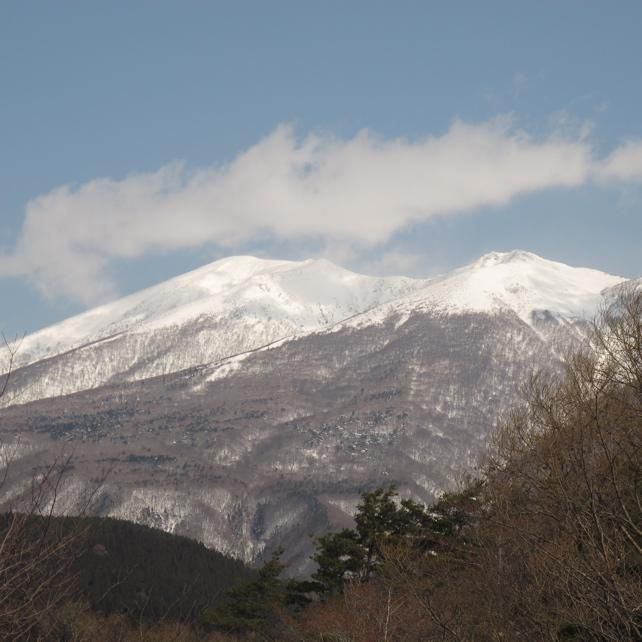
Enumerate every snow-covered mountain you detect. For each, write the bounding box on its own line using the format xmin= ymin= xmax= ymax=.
xmin=17 ymin=256 xmax=426 ymax=366
xmin=2 ymin=250 xmax=624 ymax=407
xmin=4 ymin=256 xmax=425 ymax=406
xmin=0 ymin=250 xmax=632 ymax=571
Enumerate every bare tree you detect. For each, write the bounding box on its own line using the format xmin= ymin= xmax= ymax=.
xmin=482 ymin=286 xmax=642 ymax=641
xmin=0 ymin=338 xmax=91 ymax=641
xmin=0 ymin=332 xmax=22 ymax=402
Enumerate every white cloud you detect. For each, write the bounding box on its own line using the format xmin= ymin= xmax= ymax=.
xmin=2 ymin=117 xmax=638 ymax=306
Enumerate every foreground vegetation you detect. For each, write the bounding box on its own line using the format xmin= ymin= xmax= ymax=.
xmin=1 ymin=289 xmax=640 ymax=640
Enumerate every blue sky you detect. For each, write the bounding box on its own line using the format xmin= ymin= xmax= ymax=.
xmin=1 ymin=1 xmax=642 ymax=336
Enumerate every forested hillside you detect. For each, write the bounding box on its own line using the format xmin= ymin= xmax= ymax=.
xmin=67 ymin=516 xmax=254 ymax=620
xmin=0 ymin=512 xmax=254 ymax=639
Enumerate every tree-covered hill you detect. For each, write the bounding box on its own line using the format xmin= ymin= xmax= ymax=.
xmin=0 ymin=512 xmax=255 ymax=629
xmin=69 ymin=516 xmax=255 ymax=621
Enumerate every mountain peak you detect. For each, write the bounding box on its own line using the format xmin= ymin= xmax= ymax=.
xmin=13 ymin=254 xmax=425 ymax=376
xmin=473 ymin=249 xmax=544 ymax=268
xmin=415 ymin=250 xmax=626 ymax=326
xmin=175 ymin=255 xmax=297 ymax=286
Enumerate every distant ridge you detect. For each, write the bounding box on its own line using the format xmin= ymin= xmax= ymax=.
xmin=2 ymin=251 xmax=625 ymax=407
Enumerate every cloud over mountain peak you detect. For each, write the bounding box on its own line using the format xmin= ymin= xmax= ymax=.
xmin=1 ymin=119 xmax=641 ymax=307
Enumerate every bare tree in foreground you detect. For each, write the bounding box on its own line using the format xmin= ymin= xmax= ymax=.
xmin=0 ymin=332 xmax=21 ymax=401
xmin=0 ymin=461 xmax=87 ymax=639
xmin=481 ymin=285 xmax=642 ymax=641
xmin=0 ymin=337 xmax=90 ymax=641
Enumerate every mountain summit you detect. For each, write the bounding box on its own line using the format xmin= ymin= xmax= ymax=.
xmin=403 ymin=249 xmax=623 ymax=326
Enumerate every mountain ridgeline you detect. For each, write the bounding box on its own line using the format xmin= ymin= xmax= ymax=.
xmin=0 ymin=251 xmax=633 ymax=573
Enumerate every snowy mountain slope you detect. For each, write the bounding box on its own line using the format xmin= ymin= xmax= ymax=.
xmin=1 ymin=251 xmax=626 ymax=408
xmin=2 ymin=257 xmax=427 ymax=406
xmin=0 ymin=295 xmax=573 ymax=566
xmin=16 ymin=256 xmax=427 ymax=367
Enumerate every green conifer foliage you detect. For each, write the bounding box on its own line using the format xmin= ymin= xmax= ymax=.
xmin=308 ymin=485 xmax=469 ymax=597
xmin=202 ymin=549 xmax=288 ymax=638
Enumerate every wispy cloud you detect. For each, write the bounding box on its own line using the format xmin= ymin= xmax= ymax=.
xmin=1 ymin=117 xmax=639 ymax=306
xmin=596 ymin=140 xmax=642 ymax=182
